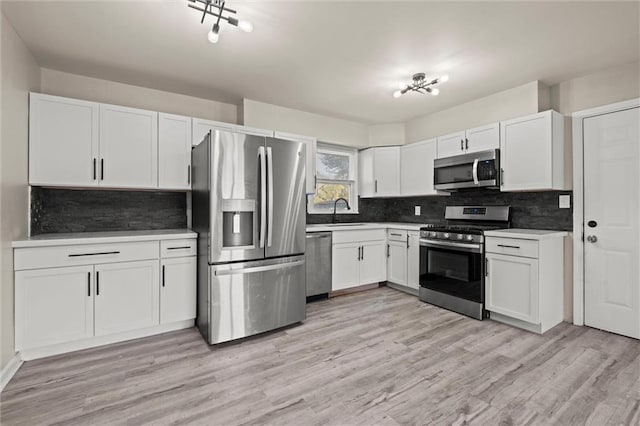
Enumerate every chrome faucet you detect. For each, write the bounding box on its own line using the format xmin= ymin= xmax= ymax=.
xmin=332 ymin=197 xmax=351 ymax=223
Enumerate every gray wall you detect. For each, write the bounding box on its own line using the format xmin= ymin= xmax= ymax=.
xmin=31 ymin=188 xmax=187 ymax=235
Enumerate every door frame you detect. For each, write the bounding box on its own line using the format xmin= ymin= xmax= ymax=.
xmin=571 ymin=98 xmax=640 ymax=326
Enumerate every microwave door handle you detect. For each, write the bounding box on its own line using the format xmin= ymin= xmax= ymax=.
xmin=266 ymin=146 xmax=274 ymax=248
xmin=259 ymin=146 xmax=266 ymax=248
xmin=472 ymin=159 xmax=479 ymax=185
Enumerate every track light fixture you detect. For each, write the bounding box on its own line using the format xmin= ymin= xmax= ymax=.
xmin=393 ymin=73 xmax=449 ymax=98
xmin=187 ymin=0 xmax=253 ymax=44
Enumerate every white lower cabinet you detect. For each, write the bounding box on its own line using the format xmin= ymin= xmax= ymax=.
xmin=331 ymin=230 xmax=386 ymax=291
xmin=485 ymin=233 xmax=565 ymax=334
xmin=15 ymin=265 xmax=94 ymax=351
xmin=13 ymin=234 xmax=197 ymax=359
xmin=161 ymin=256 xmax=197 ymax=323
xmin=485 ymin=253 xmax=539 ymax=324
xmin=94 ymin=260 xmax=160 ymax=336
xmin=386 ymin=229 xmax=420 ymax=292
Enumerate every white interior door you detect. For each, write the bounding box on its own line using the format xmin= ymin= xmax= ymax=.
xmin=584 ymin=107 xmax=640 ymax=339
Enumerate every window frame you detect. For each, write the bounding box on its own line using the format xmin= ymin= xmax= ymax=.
xmin=307 ymin=143 xmax=359 ymax=215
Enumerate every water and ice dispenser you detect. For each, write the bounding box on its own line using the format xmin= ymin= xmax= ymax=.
xmin=221 ymin=199 xmax=255 ymax=248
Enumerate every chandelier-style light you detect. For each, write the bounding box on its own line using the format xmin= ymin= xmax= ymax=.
xmin=393 ymin=73 xmax=449 ymax=98
xmin=187 ymin=0 xmax=253 ymax=43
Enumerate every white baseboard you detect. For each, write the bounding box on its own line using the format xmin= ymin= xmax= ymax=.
xmin=0 ymin=353 xmax=24 ymax=392
xmin=19 ymin=320 xmax=195 ymax=361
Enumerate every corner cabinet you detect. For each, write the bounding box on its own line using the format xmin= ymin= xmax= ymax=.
xmin=275 ymin=131 xmax=317 ymax=194
xmin=485 ymin=232 xmax=566 ymax=334
xmin=331 ymin=229 xmax=386 ymax=291
xmin=29 ymin=93 xmax=100 ymax=187
xmin=500 ymin=110 xmax=565 ymax=191
xmin=359 ymin=146 xmax=400 ymax=197
xmin=400 ymin=138 xmax=442 ymax=196
xmin=13 ymin=233 xmax=197 ymax=360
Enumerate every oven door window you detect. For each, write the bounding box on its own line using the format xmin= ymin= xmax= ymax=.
xmin=420 ymin=245 xmax=483 ymax=302
xmin=434 ymin=163 xmax=473 ymax=185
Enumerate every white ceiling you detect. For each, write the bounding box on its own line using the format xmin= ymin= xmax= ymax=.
xmin=3 ymin=1 xmax=639 ymax=124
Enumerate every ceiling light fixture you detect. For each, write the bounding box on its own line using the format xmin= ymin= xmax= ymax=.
xmin=393 ymin=73 xmax=449 ymax=98
xmin=187 ymin=0 xmax=253 ymax=44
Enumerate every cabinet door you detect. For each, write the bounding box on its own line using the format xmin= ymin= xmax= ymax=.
xmin=500 ymin=111 xmax=554 ymax=191
xmin=401 ymin=139 xmax=438 ymax=196
xmin=436 ymin=131 xmax=466 ymax=158
xmin=465 ymin=123 xmax=499 ymax=154
xmin=387 ymin=240 xmax=407 ymax=286
xmin=359 ymin=241 xmax=387 ymax=285
xmin=275 ymin=131 xmax=317 ymax=194
xmin=237 ymin=125 xmax=273 ymax=137
xmin=358 ymin=148 xmax=375 ymax=197
xmin=94 ymin=260 xmax=159 ymax=336
xmin=29 ymin=93 xmax=99 ymax=187
xmin=485 ymin=253 xmax=539 ymax=323
xmin=15 ymin=265 xmax=94 ymax=350
xmin=99 ymin=104 xmax=158 ymax=188
xmin=161 ymin=257 xmax=196 ymax=324
xmin=332 ymin=243 xmax=360 ymax=291
xmin=191 ymin=118 xmax=236 ymax=146
xmin=373 ymin=147 xmax=400 ymax=196
xmin=407 ymin=232 xmax=420 ymax=290
xmin=158 ymin=113 xmax=192 ymax=190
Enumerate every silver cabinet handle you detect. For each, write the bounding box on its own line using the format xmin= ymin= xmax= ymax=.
xmin=87 ymin=272 xmax=91 ymax=297
xmin=387 ymin=244 xmax=390 ymax=258
xmin=497 ymin=244 xmax=520 ymax=249
xmin=374 ymin=180 xmax=378 ymax=193
xmin=390 ymin=233 xmax=402 ymax=237
xmin=100 ymin=159 xmax=104 ymax=181
xmin=187 ymin=165 xmax=191 ymax=185
xmin=162 ymin=265 xmax=166 ymax=287
xmin=93 ymin=158 xmax=97 ymax=180
xmin=167 ymin=246 xmax=191 ymax=250
xmin=96 ymin=271 xmax=100 ymax=296
xmin=460 ymin=139 xmax=464 ymax=151
xmin=465 ymin=138 xmax=469 ymax=150
xmin=406 ymin=235 xmax=410 ymax=249
xmin=586 ymin=235 xmax=598 ymax=243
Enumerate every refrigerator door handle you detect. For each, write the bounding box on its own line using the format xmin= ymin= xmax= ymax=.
xmin=266 ymin=146 xmax=274 ymax=248
xmin=215 ymin=259 xmax=305 ymax=276
xmin=258 ymin=146 xmax=267 ymax=248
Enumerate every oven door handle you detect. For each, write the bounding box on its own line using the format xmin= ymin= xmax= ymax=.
xmin=472 ymin=159 xmax=479 ymax=185
xmin=419 ymin=239 xmax=482 ymax=253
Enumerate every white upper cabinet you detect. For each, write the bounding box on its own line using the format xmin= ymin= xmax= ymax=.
xmin=400 ymin=138 xmax=439 ymax=196
xmin=359 ymin=146 xmax=400 ymax=197
xmin=436 ymin=123 xmax=500 ymax=158
xmin=99 ymin=104 xmax=158 ymax=189
xmin=275 ymin=131 xmax=317 ymax=194
xmin=191 ymin=118 xmax=236 ymax=146
xmin=158 ymin=113 xmax=192 ymax=190
xmin=29 ymin=93 xmax=100 ymax=187
xmin=237 ymin=125 xmax=273 ymax=137
xmin=436 ymin=131 xmax=466 ymax=158
xmin=500 ymin=110 xmax=565 ymax=191
xmin=465 ymin=123 xmax=500 ymax=154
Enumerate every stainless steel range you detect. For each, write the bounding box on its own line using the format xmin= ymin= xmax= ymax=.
xmin=418 ymin=206 xmax=510 ymax=320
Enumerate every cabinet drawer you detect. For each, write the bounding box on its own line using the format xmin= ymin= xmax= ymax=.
xmin=160 ymin=239 xmax=197 ymax=258
xmin=14 ymin=241 xmax=159 ymax=271
xmin=387 ymin=229 xmax=407 ymax=242
xmin=332 ymin=229 xmax=386 ymax=244
xmin=486 ymin=237 xmax=538 ymax=259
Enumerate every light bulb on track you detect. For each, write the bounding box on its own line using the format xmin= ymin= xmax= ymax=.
xmin=430 ymin=88 xmax=440 ymax=96
xmin=208 ymin=23 xmax=220 ymax=43
xmin=393 ymin=90 xmax=403 ymax=98
xmin=238 ymin=20 xmax=253 ymax=32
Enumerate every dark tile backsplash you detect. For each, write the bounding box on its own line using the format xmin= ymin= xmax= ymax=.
xmin=31 ymin=187 xmax=187 ymax=235
xmin=307 ymin=190 xmax=573 ymax=231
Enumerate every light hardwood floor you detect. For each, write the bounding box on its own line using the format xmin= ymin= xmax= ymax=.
xmin=1 ymin=287 xmax=639 ymax=425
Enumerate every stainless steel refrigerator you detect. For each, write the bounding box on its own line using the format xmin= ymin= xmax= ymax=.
xmin=192 ymin=130 xmax=307 ymax=344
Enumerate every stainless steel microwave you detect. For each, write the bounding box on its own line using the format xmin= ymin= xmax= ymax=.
xmin=433 ymin=149 xmax=500 ymax=191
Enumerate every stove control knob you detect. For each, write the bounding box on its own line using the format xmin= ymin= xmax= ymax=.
xmin=443 ymin=233 xmax=450 ymax=239
xmin=430 ymin=231 xmax=437 ymax=238
xmin=466 ymin=235 xmax=474 ymax=241
xmin=457 ymin=234 xmax=464 ymax=240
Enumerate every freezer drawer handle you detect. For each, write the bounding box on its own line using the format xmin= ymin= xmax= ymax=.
xmin=215 ymin=260 xmax=305 ymax=276
xmin=68 ymin=251 xmax=120 ymax=257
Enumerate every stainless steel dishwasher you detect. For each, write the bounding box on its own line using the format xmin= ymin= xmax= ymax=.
xmin=305 ymin=231 xmax=332 ymax=300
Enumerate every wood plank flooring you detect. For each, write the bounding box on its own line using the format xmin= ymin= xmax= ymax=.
xmin=1 ymin=287 xmax=639 ymax=425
